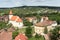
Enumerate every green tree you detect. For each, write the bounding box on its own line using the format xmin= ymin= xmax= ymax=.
xmin=35 ymin=33 xmax=40 ymax=40
xmin=35 ymin=33 xmax=45 ymax=40
xmin=25 ymin=26 xmax=32 ymax=38
xmin=50 ymin=26 xmax=60 ymax=40
xmin=0 ymin=22 xmax=7 ymax=30
xmin=12 ymin=29 xmax=19 ymax=39
xmin=23 ymin=20 xmax=33 ymax=26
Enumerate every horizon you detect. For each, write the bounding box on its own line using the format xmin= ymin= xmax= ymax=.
xmin=0 ymin=0 xmax=60 ymax=8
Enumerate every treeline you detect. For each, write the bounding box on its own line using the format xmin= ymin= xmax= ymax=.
xmin=0 ymin=6 xmax=59 ymax=15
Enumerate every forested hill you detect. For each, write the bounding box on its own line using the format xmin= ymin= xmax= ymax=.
xmin=1 ymin=6 xmax=60 ymax=10
xmin=0 ymin=6 xmax=60 ymax=15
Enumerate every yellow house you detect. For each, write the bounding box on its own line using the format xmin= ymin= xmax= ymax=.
xmin=34 ymin=16 xmax=57 ymax=35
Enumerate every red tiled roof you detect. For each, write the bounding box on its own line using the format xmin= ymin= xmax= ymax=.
xmin=10 ymin=16 xmax=17 ymax=21
xmin=10 ymin=16 xmax=23 ymax=22
xmin=15 ymin=33 xmax=28 ymax=40
xmin=16 ymin=17 xmax=22 ymax=22
xmin=0 ymin=30 xmax=12 ymax=40
xmin=35 ymin=20 xmax=54 ymax=27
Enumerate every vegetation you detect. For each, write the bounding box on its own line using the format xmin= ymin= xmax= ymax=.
xmin=35 ymin=33 xmax=41 ymax=40
xmin=28 ymin=34 xmax=45 ymax=40
xmin=0 ymin=6 xmax=60 ymax=24
xmin=44 ymin=27 xmax=48 ymax=34
xmin=23 ymin=20 xmax=33 ymax=26
xmin=50 ymin=26 xmax=60 ymax=40
xmin=25 ymin=26 xmax=32 ymax=38
xmin=12 ymin=29 xmax=19 ymax=39
xmin=0 ymin=22 xmax=11 ymax=30
xmin=0 ymin=6 xmax=60 ymax=40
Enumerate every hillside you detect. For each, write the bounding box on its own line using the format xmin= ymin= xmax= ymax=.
xmin=0 ymin=6 xmax=60 ymax=15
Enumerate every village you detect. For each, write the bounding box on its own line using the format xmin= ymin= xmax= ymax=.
xmin=0 ymin=10 xmax=60 ymax=40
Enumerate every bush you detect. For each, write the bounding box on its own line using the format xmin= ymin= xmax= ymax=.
xmin=44 ymin=27 xmax=48 ymax=34
xmin=12 ymin=29 xmax=19 ymax=39
xmin=0 ymin=22 xmax=12 ymax=30
xmin=35 ymin=33 xmax=40 ymax=40
xmin=50 ymin=26 xmax=60 ymax=40
xmin=23 ymin=20 xmax=33 ymax=26
xmin=35 ymin=33 xmax=45 ymax=40
xmin=25 ymin=26 xmax=32 ymax=38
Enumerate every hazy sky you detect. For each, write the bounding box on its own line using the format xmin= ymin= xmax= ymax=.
xmin=0 ymin=0 xmax=60 ymax=8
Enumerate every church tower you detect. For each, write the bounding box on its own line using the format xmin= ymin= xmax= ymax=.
xmin=9 ymin=10 xmax=13 ymax=20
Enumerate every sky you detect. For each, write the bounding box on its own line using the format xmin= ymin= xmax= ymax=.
xmin=0 ymin=0 xmax=60 ymax=8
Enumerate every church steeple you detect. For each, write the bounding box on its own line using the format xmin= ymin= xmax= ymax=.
xmin=9 ymin=10 xmax=13 ymax=15
xmin=9 ymin=10 xmax=13 ymax=20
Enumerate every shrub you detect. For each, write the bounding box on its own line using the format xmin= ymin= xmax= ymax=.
xmin=35 ymin=33 xmax=45 ymax=40
xmin=23 ymin=20 xmax=33 ymax=26
xmin=50 ymin=26 xmax=60 ymax=40
xmin=25 ymin=26 xmax=32 ymax=38
xmin=44 ymin=27 xmax=48 ymax=34
xmin=12 ymin=29 xmax=19 ymax=39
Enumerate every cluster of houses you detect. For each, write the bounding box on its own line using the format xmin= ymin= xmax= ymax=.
xmin=34 ymin=16 xmax=57 ymax=35
xmin=9 ymin=10 xmax=57 ymax=34
xmin=0 ymin=10 xmax=58 ymax=40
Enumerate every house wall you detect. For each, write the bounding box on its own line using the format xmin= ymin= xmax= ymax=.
xmin=47 ymin=23 xmax=57 ymax=31
xmin=9 ymin=21 xmax=23 ymax=28
xmin=29 ymin=19 xmax=33 ymax=22
xmin=33 ymin=19 xmax=37 ymax=24
xmin=34 ymin=26 xmax=45 ymax=35
xmin=9 ymin=15 xmax=13 ymax=20
xmin=34 ymin=24 xmax=57 ymax=35
xmin=47 ymin=26 xmax=54 ymax=32
xmin=17 ymin=22 xmax=23 ymax=28
xmin=51 ymin=23 xmax=57 ymax=26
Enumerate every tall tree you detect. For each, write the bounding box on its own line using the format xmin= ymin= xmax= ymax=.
xmin=25 ymin=26 xmax=32 ymax=38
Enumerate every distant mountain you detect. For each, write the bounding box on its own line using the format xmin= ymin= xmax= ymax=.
xmin=0 ymin=6 xmax=60 ymax=10
xmin=13 ymin=6 xmax=60 ymax=11
xmin=0 ymin=6 xmax=60 ymax=15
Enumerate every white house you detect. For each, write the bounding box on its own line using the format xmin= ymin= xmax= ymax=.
xmin=9 ymin=10 xmax=23 ymax=28
xmin=34 ymin=16 xmax=57 ymax=35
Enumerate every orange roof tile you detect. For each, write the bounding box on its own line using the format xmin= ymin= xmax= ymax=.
xmin=16 ymin=18 xmax=22 ymax=22
xmin=15 ymin=33 xmax=28 ymax=40
xmin=10 ymin=16 xmax=23 ymax=22
xmin=10 ymin=16 xmax=18 ymax=21
xmin=35 ymin=20 xmax=54 ymax=27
